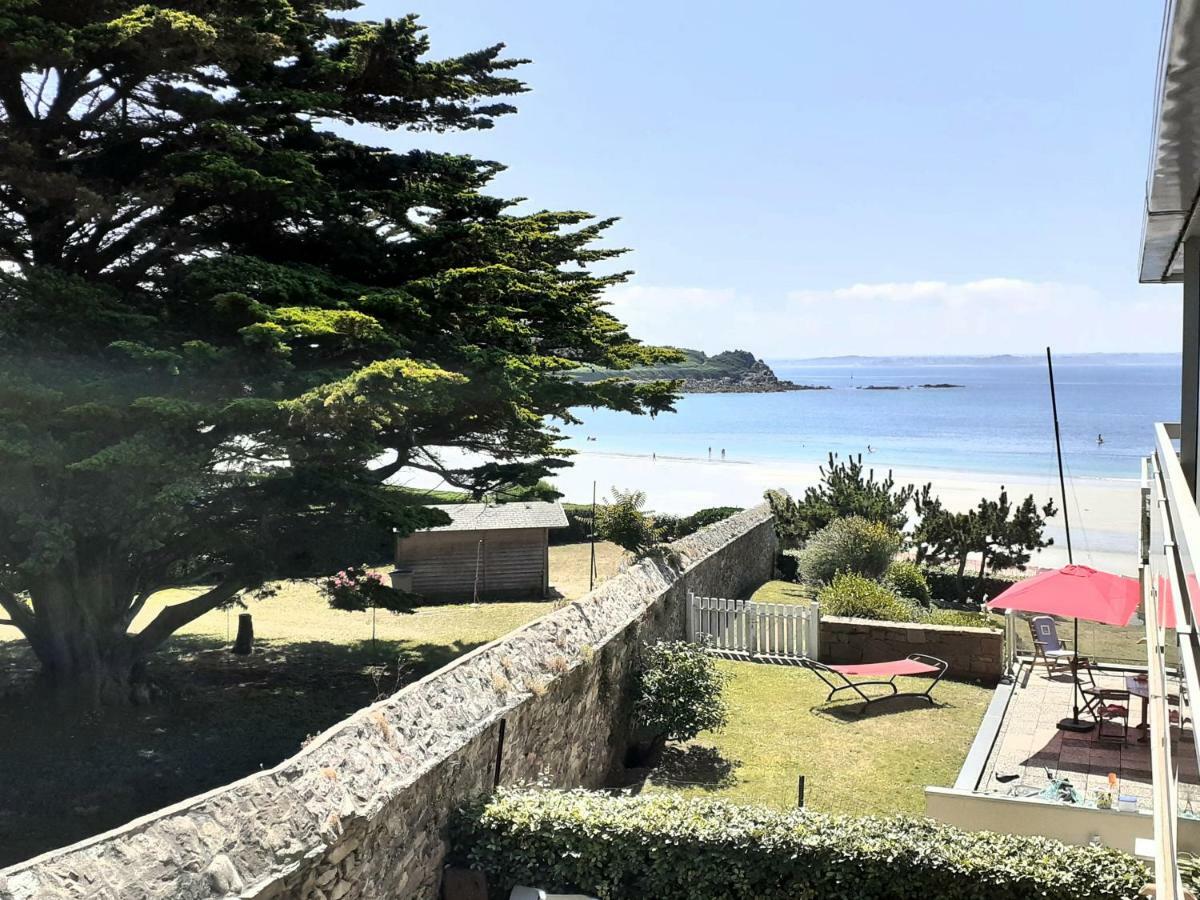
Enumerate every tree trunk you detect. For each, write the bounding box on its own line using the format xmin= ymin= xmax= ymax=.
xmin=232 ymin=613 xmax=254 ymax=655
xmin=954 ymin=553 xmax=969 ymax=597
xmin=31 ymin=624 xmax=141 ymax=706
xmin=977 ymin=551 xmax=990 ymax=591
xmin=13 ymin=569 xmax=244 ymax=706
xmin=24 ymin=576 xmax=143 ymax=706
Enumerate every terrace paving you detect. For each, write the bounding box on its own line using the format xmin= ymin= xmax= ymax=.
xmin=979 ymin=662 xmax=1200 ymax=812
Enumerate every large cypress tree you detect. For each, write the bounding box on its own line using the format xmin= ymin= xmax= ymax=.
xmin=0 ymin=2 xmax=677 ymax=703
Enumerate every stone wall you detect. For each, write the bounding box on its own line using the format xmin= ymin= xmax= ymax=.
xmin=819 ymin=616 xmax=1003 ymax=684
xmin=0 ymin=506 xmax=777 ymax=900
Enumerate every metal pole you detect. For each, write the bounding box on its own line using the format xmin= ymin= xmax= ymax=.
xmin=1048 ymin=347 xmax=1091 ymax=733
xmin=1046 ymin=347 xmax=1073 ymax=566
xmin=797 ymin=774 xmax=805 ymax=808
xmin=589 ymin=480 xmax=597 ymax=591
xmin=493 ymin=719 xmax=507 ymax=790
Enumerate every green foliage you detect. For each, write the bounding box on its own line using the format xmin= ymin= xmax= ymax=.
xmin=0 ymin=4 xmax=681 ymax=699
xmin=453 ymin=789 xmax=1149 ymax=900
xmin=795 ymin=516 xmax=901 ymax=585
xmin=634 ymin=641 xmax=729 ymax=743
xmin=924 ymin=609 xmax=1000 ymax=630
xmin=817 ymin=573 xmax=914 ymax=622
xmin=491 ymin=480 xmax=563 ymax=503
xmin=320 ymin=565 xmax=414 ymax=614
xmin=923 ymin=564 xmax=1022 ymax=604
xmin=573 ymin=347 xmax=757 ymax=382
xmin=550 ymin=504 xmax=595 ymax=545
xmin=655 ymin=506 xmax=742 ymax=541
xmin=885 ymin=559 xmax=932 ymax=607
xmin=766 ymin=453 xmax=927 ymax=547
xmin=914 ymin=489 xmax=1056 ymax=596
xmin=595 ymin=488 xmax=662 ymax=557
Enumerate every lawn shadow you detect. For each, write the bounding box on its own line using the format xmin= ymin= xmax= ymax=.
xmin=813 ymin=694 xmax=949 ymax=723
xmin=0 ymin=632 xmax=489 ymax=867
xmin=652 ymin=744 xmax=740 ymax=791
xmin=614 ymin=743 xmax=741 ymax=794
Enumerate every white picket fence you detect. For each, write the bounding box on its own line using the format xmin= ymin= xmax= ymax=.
xmin=686 ymin=592 xmax=819 ymax=660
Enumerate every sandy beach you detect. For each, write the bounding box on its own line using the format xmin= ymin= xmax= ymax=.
xmin=548 ymin=450 xmax=1143 ymax=575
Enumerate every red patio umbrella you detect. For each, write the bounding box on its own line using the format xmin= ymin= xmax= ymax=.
xmin=986 ymin=564 xmax=1141 ymax=731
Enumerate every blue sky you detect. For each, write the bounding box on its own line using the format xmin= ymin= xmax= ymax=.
xmin=356 ymin=1 xmax=1173 ymax=356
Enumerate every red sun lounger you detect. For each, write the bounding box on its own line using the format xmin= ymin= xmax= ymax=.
xmin=802 ymin=654 xmax=948 ymax=707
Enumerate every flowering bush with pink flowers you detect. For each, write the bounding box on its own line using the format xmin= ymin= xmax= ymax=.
xmin=321 ymin=565 xmax=413 ymax=613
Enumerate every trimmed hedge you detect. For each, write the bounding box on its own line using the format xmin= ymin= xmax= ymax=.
xmin=923 ymin=564 xmax=1023 ymax=603
xmin=454 ymin=790 xmax=1148 ymax=900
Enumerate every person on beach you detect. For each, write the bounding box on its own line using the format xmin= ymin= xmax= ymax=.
xmin=721 ymin=448 xmax=726 ymax=460
xmin=708 ymin=446 xmax=712 ymax=460
xmin=1097 ymin=433 xmax=1104 ymax=445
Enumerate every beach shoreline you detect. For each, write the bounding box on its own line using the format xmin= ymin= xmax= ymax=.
xmin=549 ymin=449 xmax=1143 ymax=574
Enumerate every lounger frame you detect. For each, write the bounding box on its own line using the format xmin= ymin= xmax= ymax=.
xmin=802 ymin=653 xmax=948 ymax=707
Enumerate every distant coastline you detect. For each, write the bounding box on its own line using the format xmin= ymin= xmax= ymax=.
xmin=770 ymin=352 xmax=1180 ymax=367
xmin=573 ymin=348 xmax=831 ymax=394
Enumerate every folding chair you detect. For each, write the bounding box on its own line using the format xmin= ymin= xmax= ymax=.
xmin=1028 ymin=615 xmax=1076 ymax=675
xmin=801 ymin=654 xmax=948 ymax=707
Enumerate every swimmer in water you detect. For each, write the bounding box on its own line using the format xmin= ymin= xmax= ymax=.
xmin=1097 ymin=433 xmax=1104 ymax=445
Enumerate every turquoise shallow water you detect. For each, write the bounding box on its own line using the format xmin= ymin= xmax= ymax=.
xmin=560 ymin=356 xmax=1181 ymax=481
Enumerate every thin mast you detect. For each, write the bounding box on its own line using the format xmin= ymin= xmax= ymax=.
xmin=1046 ymin=347 xmax=1073 ymax=564
xmin=1048 ymin=346 xmax=1089 ymax=732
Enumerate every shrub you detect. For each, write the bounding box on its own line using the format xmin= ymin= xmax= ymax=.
xmin=923 ymin=564 xmax=1022 ymax=603
xmin=885 ymin=559 xmax=931 ymax=606
xmin=925 ymin=609 xmax=1002 ymax=630
xmin=795 ymin=516 xmax=901 ymax=585
xmin=453 ymin=789 xmax=1148 ymax=900
xmin=595 ymin=487 xmax=662 ymax=556
xmin=320 ymin=565 xmax=414 ymax=613
xmin=550 ymin=504 xmax=594 ymax=545
xmin=633 ymin=641 xmax=728 ymax=744
xmin=817 ymin=572 xmax=914 ymax=622
xmin=671 ymin=506 xmax=742 ymax=539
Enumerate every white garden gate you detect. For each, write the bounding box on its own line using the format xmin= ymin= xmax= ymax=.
xmin=686 ymin=592 xmax=819 ymax=660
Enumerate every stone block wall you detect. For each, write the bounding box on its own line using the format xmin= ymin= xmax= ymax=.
xmin=819 ymin=616 xmax=1003 ymax=684
xmin=0 ymin=506 xmax=777 ymax=900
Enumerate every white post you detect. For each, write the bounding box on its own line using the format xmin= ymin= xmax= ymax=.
xmin=807 ymin=601 xmax=820 ymax=659
xmin=1004 ymin=608 xmax=1016 ymax=677
xmin=686 ymin=591 xmax=696 ymax=643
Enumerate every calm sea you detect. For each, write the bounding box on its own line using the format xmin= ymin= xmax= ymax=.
xmin=560 ymin=355 xmax=1181 ymax=481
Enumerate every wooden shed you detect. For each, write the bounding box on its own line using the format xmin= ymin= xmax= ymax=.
xmin=392 ymin=502 xmax=569 ymax=602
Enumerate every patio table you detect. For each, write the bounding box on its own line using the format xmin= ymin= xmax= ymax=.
xmin=1123 ymin=674 xmax=1181 ymax=741
xmin=1125 ymin=674 xmax=1150 ymax=741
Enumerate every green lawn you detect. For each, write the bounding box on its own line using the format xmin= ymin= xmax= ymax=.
xmin=0 ymin=542 xmax=625 ymax=867
xmin=750 ymin=580 xmax=813 ymax=605
xmin=643 ymin=658 xmax=992 ymax=817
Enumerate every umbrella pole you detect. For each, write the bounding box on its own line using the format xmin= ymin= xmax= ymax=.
xmin=1048 ymin=347 xmax=1093 ymax=733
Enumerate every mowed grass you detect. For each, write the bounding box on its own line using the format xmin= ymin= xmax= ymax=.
xmin=643 ymin=658 xmax=992 ymax=817
xmin=750 ymin=580 xmax=814 ymax=605
xmin=0 ymin=542 xmax=625 ymax=866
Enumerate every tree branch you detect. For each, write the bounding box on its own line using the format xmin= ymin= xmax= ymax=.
xmin=0 ymin=585 xmax=37 ymax=638
xmin=133 ymin=578 xmax=244 ymax=654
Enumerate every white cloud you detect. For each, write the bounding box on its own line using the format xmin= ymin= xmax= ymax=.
xmin=604 ymin=278 xmax=1178 ymax=356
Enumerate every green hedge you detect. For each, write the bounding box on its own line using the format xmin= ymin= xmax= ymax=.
xmin=454 ymin=790 xmax=1148 ymax=900
xmin=923 ymin=564 xmax=1023 ymax=603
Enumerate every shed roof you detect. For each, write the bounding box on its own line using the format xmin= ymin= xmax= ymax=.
xmin=415 ymin=501 xmax=569 ymax=533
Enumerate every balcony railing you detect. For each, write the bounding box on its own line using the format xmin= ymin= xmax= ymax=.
xmin=1144 ymin=422 xmax=1200 ymax=898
